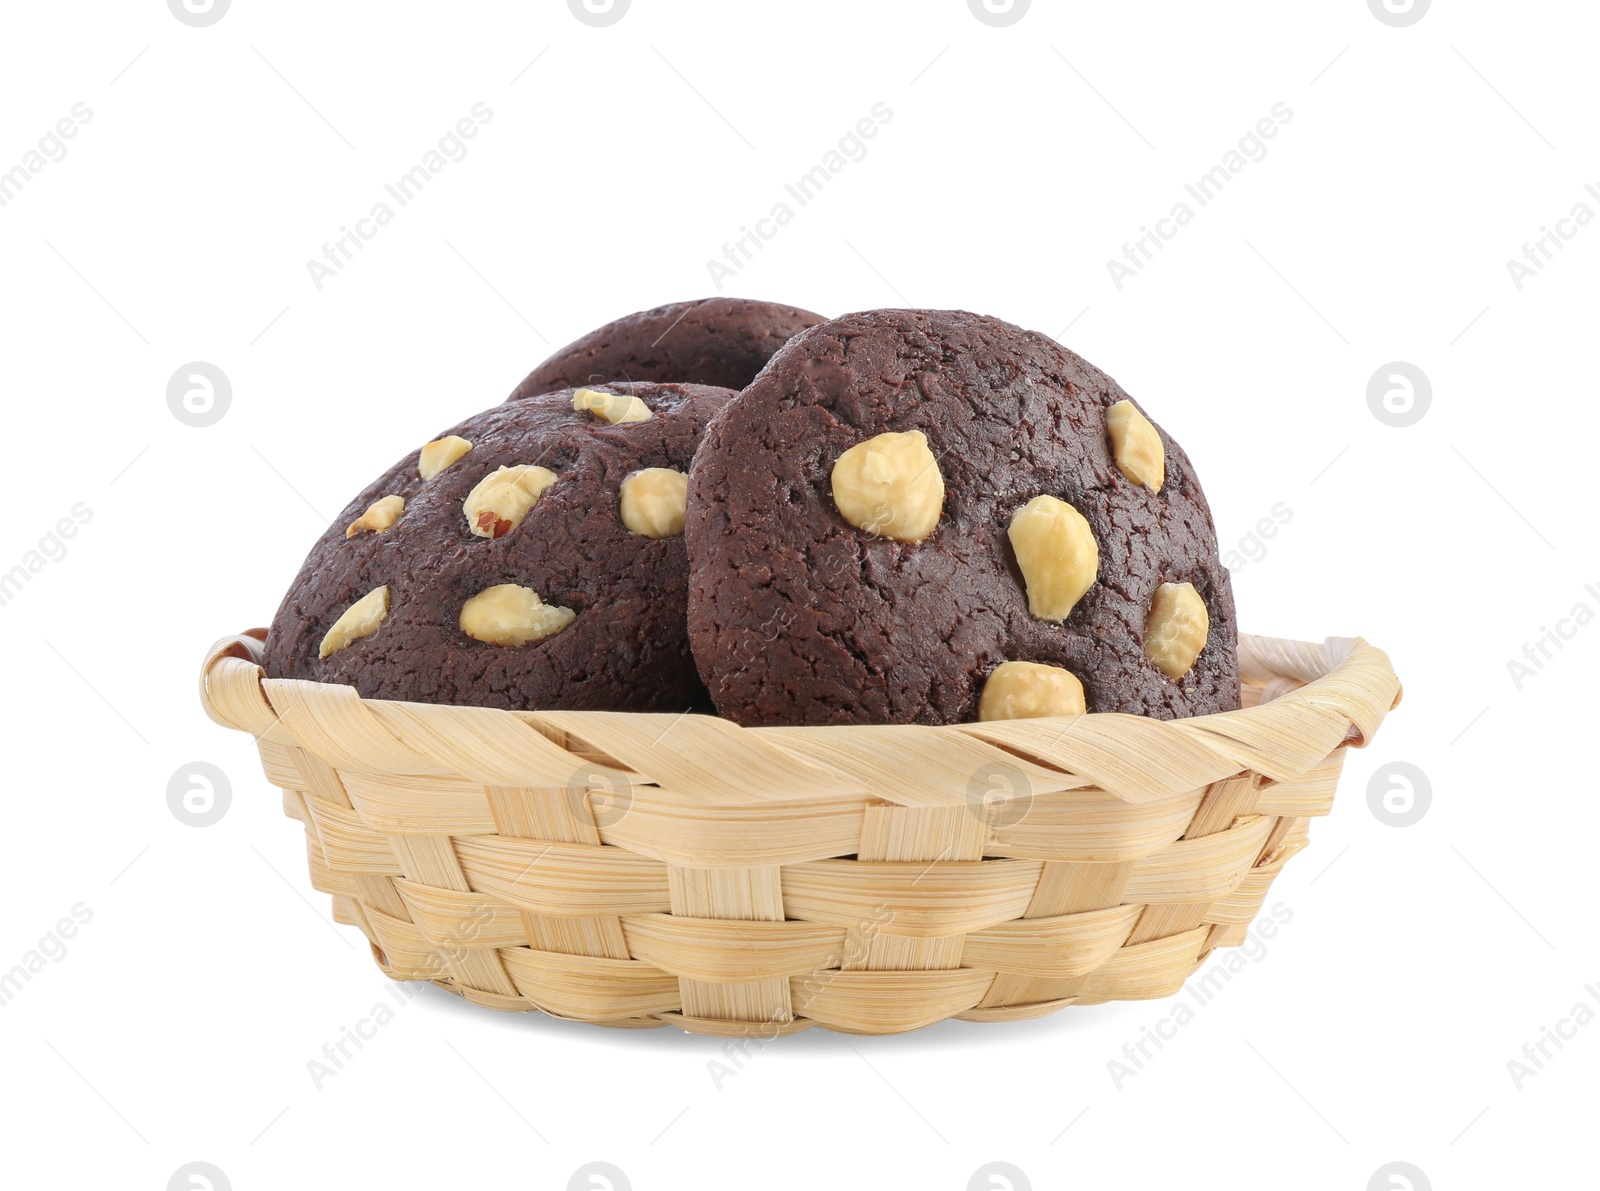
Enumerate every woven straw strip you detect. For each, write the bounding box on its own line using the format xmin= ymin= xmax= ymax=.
xmin=958 ymin=998 xmax=1078 ymax=1024
xmin=1024 ymin=860 xmax=1137 ymax=917
xmin=392 ymin=879 xmax=527 ymax=950
xmin=536 ymin=710 xmax=867 ymax=805
xmin=342 ymin=771 xmax=499 ymax=836
xmin=1122 ymin=815 xmax=1277 ymax=903
xmin=1254 ymin=753 xmax=1343 ymax=817
xmin=961 ymin=905 xmax=1143 ymax=980
xmin=988 ymin=788 xmax=1205 ymax=862
xmin=792 ymin=969 xmax=996 ymax=1035
xmin=598 ymin=790 xmax=871 ymax=868
xmin=656 ymin=1012 xmax=813 ymax=1039
xmin=1072 ymin=926 xmax=1213 ymax=1004
xmin=622 ymin=915 xmax=845 ymax=983
xmin=455 ymin=837 xmax=669 ymax=917
xmin=780 ymin=859 xmax=1044 ymax=938
xmin=366 ymin=702 xmax=632 ymax=789
xmin=956 ymin=713 xmax=1231 ymax=803
xmin=1127 ymin=903 xmax=1213 ymax=947
xmin=763 ymin=724 xmax=1090 ymax=804
xmin=500 ymin=948 xmax=680 ymax=1019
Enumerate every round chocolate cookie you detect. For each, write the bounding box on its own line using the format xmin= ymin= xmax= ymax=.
xmin=684 ymin=309 xmax=1241 ymax=727
xmin=509 ymin=297 xmax=825 ymax=398
xmin=264 ymin=382 xmax=734 ymax=712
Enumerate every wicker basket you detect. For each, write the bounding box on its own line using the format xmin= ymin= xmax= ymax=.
xmin=201 ymin=629 xmax=1399 ymax=1036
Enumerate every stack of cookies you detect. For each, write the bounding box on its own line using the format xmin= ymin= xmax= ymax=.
xmin=265 ymin=298 xmax=1241 ymax=726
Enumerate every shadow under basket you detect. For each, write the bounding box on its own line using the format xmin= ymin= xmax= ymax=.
xmin=201 ymin=630 xmax=1400 ymax=1037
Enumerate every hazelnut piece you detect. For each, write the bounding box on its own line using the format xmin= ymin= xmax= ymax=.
xmin=460 ymin=584 xmax=576 ymax=646
xmin=573 ymin=387 xmax=652 ymax=424
xmin=1007 ymin=495 xmax=1099 ymax=620
xmin=830 ymin=430 xmax=944 ymax=543
xmin=978 ymin=661 xmax=1087 ymax=721
xmin=319 ymin=585 xmax=390 ymax=658
xmin=1106 ymin=400 xmax=1164 ymax=492
xmin=1144 ymin=582 xmax=1209 ymax=680
xmin=345 ymin=495 xmax=404 ymax=538
xmin=464 ymin=465 xmax=558 ymax=539
xmin=419 ymin=435 xmax=473 ymax=480
xmin=619 ymin=468 xmax=688 ymax=538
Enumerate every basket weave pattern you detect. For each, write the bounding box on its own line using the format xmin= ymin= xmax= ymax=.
xmin=202 ymin=631 xmax=1398 ymax=1036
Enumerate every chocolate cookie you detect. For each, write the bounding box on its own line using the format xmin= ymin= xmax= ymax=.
xmin=509 ymin=297 xmax=825 ymax=398
xmin=684 ymin=309 xmax=1241 ymax=727
xmin=264 ymin=382 xmax=734 ymax=712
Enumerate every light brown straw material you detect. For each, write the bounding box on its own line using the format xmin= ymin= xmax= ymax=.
xmin=201 ymin=629 xmax=1399 ymax=1035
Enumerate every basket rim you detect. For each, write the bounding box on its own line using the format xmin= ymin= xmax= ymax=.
xmin=200 ymin=627 xmax=1400 ymax=810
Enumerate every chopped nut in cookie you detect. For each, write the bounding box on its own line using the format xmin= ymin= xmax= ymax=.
xmin=345 ymin=495 xmax=404 ymax=538
xmin=1144 ymin=581 xmax=1209 ymax=679
xmin=319 ymin=585 xmax=390 ymax=658
xmin=419 ymin=435 xmax=473 ymax=480
xmin=619 ymin=467 xmax=688 ymax=538
xmin=1106 ymin=400 xmax=1164 ymax=492
xmin=1008 ymin=495 xmax=1099 ymax=620
xmin=573 ymin=387 xmax=653 ymax=424
xmin=978 ymin=660 xmax=1086 ymax=721
xmin=459 ymin=583 xmax=576 ymax=646
xmin=463 ymin=465 xmax=558 ymax=539
xmin=830 ymin=430 xmax=944 ymax=543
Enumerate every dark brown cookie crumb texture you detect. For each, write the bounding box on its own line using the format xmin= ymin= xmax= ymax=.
xmin=684 ymin=308 xmax=1242 ymax=727
xmin=508 ymin=297 xmax=825 ymax=398
xmin=264 ymin=382 xmax=735 ymax=712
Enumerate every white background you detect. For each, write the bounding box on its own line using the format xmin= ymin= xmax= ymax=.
xmin=1 ymin=1 xmax=1594 ymax=1188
